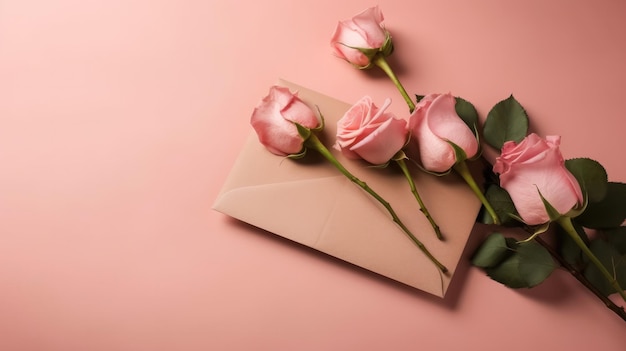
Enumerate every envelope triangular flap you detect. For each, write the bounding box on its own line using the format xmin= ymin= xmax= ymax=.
xmin=214 ymin=79 xmax=482 ymax=297
xmin=215 ymin=172 xmax=348 ymax=247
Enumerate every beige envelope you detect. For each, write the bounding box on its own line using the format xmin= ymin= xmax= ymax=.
xmin=213 ymin=79 xmax=481 ymax=297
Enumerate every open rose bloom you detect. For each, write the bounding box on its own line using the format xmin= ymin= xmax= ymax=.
xmin=407 ymin=93 xmax=479 ymax=173
xmin=494 ymin=133 xmax=584 ymax=225
xmin=334 ymin=96 xmax=408 ymax=165
xmin=330 ymin=6 xmax=391 ymax=68
xmin=250 ymin=86 xmax=320 ymax=156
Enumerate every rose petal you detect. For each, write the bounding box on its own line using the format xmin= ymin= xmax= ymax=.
xmin=495 ymin=133 xmax=584 ymax=225
xmin=350 ymin=117 xmax=407 ymax=164
xmin=426 ymin=94 xmax=478 ymax=160
xmin=251 ymin=101 xmax=303 ymax=155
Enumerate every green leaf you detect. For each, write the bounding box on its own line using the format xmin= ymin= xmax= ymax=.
xmin=415 ymin=94 xmax=425 ymax=103
xmin=517 ymin=240 xmax=557 ymax=287
xmin=583 ymin=239 xmax=626 ymax=296
xmin=576 ymin=182 xmax=626 ymax=229
xmin=485 ymin=252 xmax=528 ymax=288
xmin=472 ymin=233 xmax=511 ymax=268
xmin=455 ymin=97 xmax=479 ymax=135
xmin=605 ymin=227 xmax=626 ymax=254
xmin=482 ymin=184 xmax=518 ymax=225
xmin=565 ymin=158 xmax=608 ymax=203
xmin=483 ymin=95 xmax=529 ymax=150
xmin=483 ymin=237 xmax=555 ymax=288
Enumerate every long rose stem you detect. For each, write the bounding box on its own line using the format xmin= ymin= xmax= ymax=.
xmin=534 ymin=236 xmax=626 ymax=322
xmin=557 ymin=216 xmax=626 ymax=302
xmin=373 ymin=56 xmax=416 ymax=112
xmin=395 ymin=158 xmax=443 ymax=240
xmin=453 ymin=161 xmax=500 ymax=225
xmin=305 ymin=134 xmax=448 ymax=273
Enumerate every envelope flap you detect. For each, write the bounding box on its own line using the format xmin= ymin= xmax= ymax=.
xmin=215 ymin=175 xmax=347 ymax=247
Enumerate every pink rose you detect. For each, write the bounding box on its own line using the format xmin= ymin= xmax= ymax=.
xmin=407 ymin=93 xmax=479 ymax=173
xmin=330 ymin=6 xmax=391 ymax=68
xmin=250 ymin=86 xmax=320 ymax=156
xmin=334 ymin=96 xmax=408 ymax=165
xmin=493 ymin=133 xmax=584 ymax=225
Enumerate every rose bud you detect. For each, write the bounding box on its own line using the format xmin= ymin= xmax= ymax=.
xmin=330 ymin=6 xmax=393 ymax=68
xmin=407 ymin=93 xmax=479 ymax=173
xmin=250 ymin=86 xmax=321 ymax=156
xmin=334 ymin=96 xmax=408 ymax=165
xmin=493 ymin=133 xmax=584 ymax=225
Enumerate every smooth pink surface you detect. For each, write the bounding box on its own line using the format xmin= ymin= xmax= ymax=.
xmin=1 ymin=0 xmax=625 ymax=350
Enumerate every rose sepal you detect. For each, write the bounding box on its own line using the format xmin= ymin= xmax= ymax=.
xmin=336 ymin=31 xmax=393 ymax=70
xmin=311 ymin=107 xmax=326 ymax=133
xmin=295 ymin=122 xmax=312 ymax=140
xmin=366 ymin=149 xmax=403 ymax=169
xmin=368 ymin=161 xmax=392 ymax=169
xmin=508 ymin=189 xmax=571 ymax=242
xmin=379 ymin=33 xmax=394 ymax=57
xmin=491 ymin=205 xmax=550 ymax=238
xmin=409 ymin=139 xmax=479 ymax=177
xmin=538 ymin=188 xmax=563 ymax=223
xmin=449 ymin=139 xmax=483 ymax=166
xmin=449 ymin=141 xmax=469 ymax=165
xmin=391 ymin=149 xmax=407 ymax=162
xmin=408 ymin=159 xmax=452 ymax=177
xmin=343 ymin=32 xmax=394 ymax=70
xmin=286 ymin=148 xmax=308 ymax=160
xmin=514 ymin=192 xmax=626 ymax=302
xmin=285 ymin=123 xmax=312 ymax=160
xmin=367 ymin=148 xmax=409 ymax=169
xmin=515 ymin=222 xmax=551 ymax=244
xmin=287 ymin=110 xmax=326 ymax=160
xmin=563 ymin=198 xmax=588 ymax=219
xmin=537 ymin=177 xmax=588 ymax=221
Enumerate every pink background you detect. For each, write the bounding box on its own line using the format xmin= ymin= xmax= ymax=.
xmin=1 ymin=0 xmax=625 ymax=350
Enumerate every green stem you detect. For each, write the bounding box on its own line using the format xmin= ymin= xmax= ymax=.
xmin=395 ymin=157 xmax=443 ymax=240
xmin=453 ymin=160 xmax=500 ymax=225
xmin=373 ymin=56 xmax=416 ymax=112
xmin=534 ymin=236 xmax=626 ymax=322
xmin=305 ymin=134 xmax=448 ymax=273
xmin=557 ymin=216 xmax=626 ymax=302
